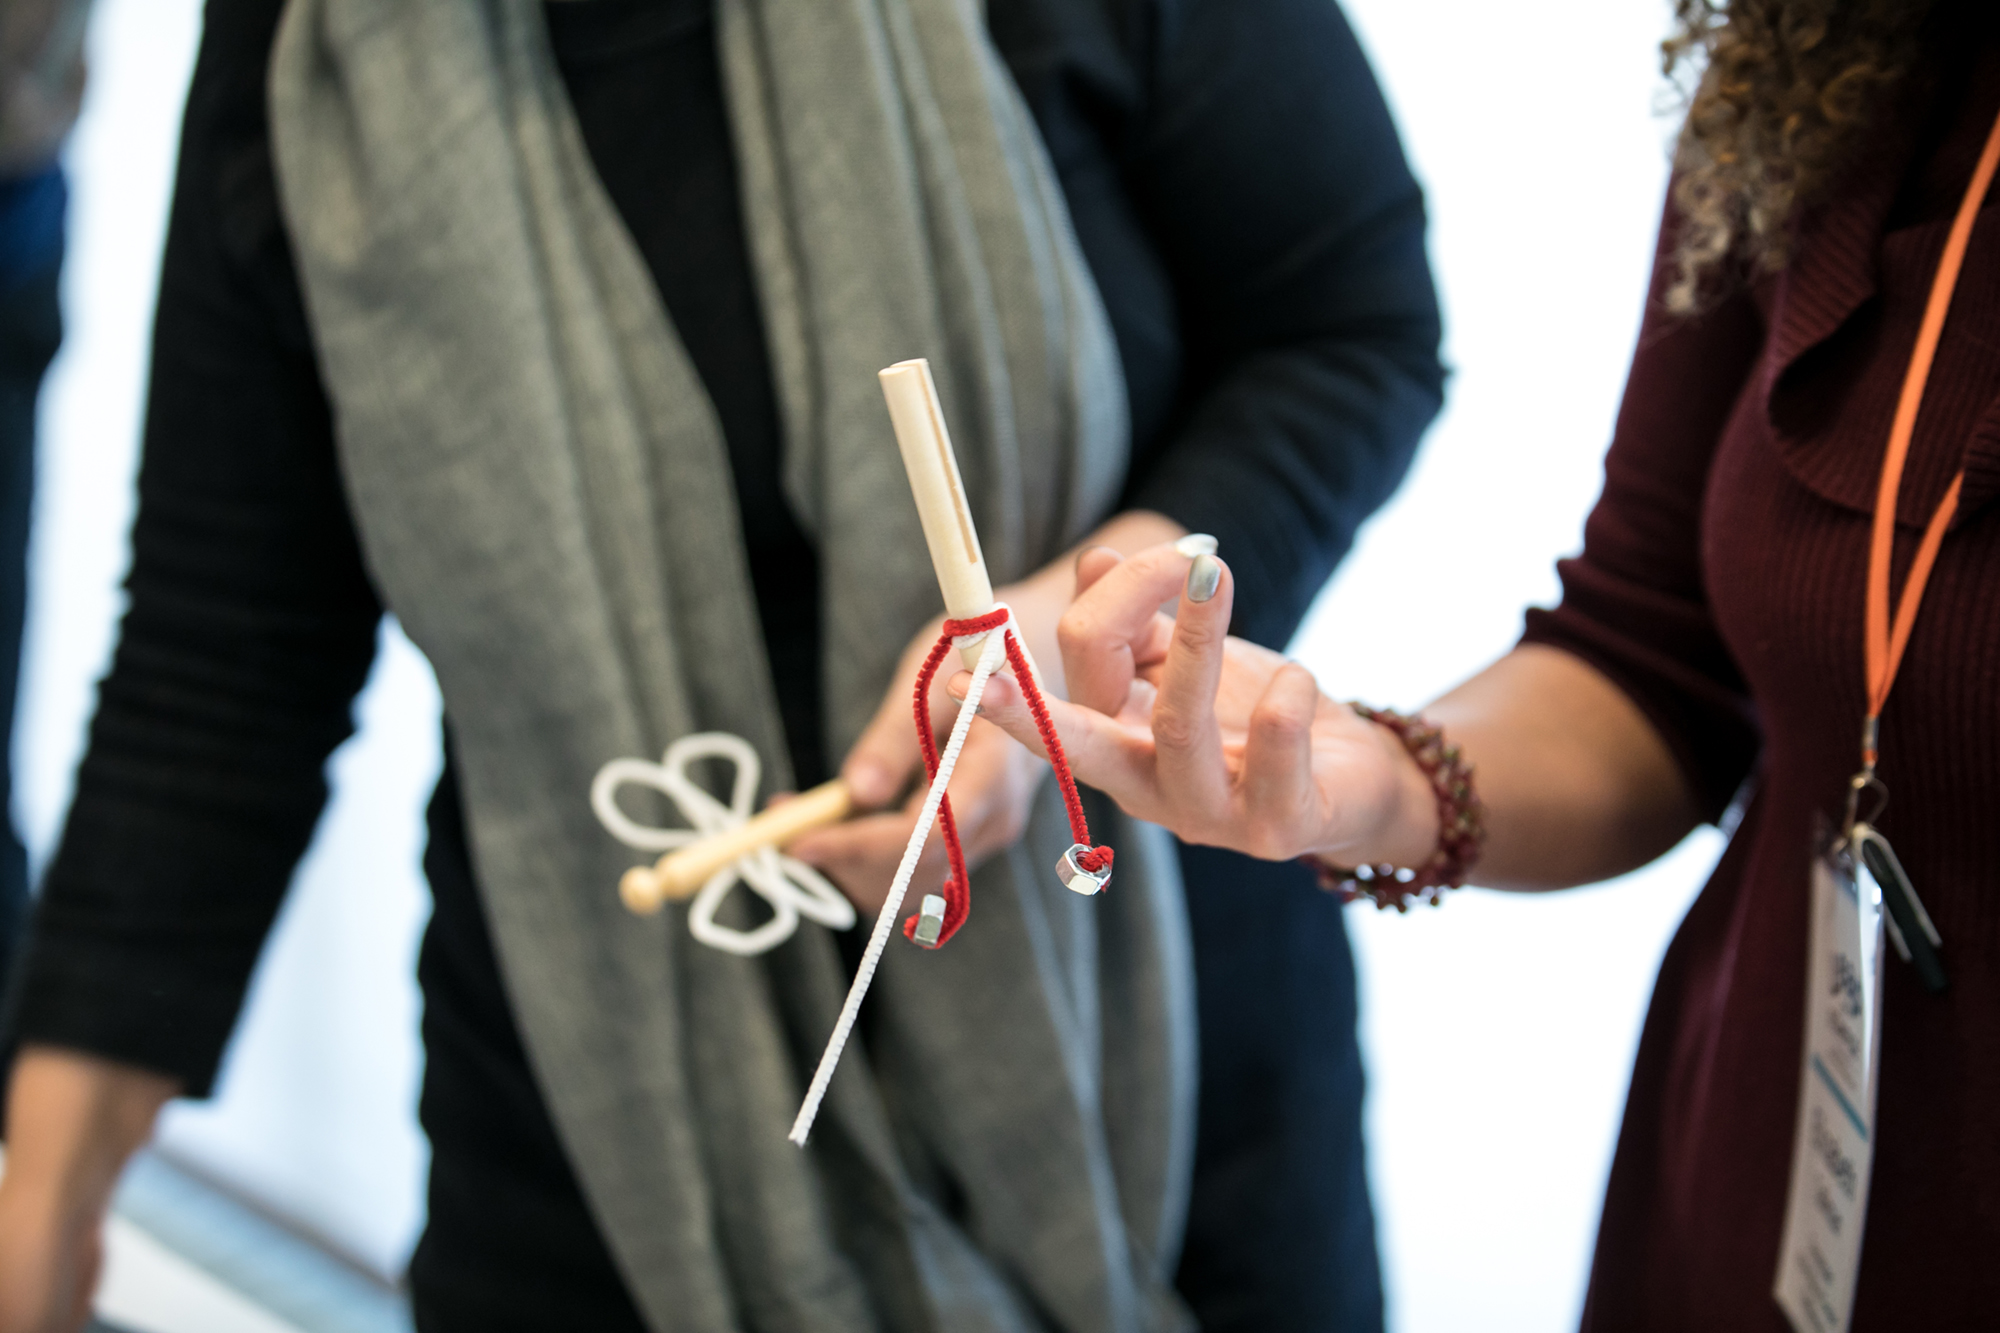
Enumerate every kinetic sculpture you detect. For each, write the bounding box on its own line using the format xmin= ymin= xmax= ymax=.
xmin=589 ymin=358 xmax=1111 ymax=1144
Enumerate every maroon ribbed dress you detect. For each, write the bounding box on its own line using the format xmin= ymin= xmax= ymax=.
xmin=1520 ymin=17 xmax=2000 ymax=1331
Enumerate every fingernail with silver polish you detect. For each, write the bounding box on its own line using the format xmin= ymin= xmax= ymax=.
xmin=1174 ymin=533 xmax=1219 ymax=558
xmin=1186 ymin=553 xmax=1221 ymax=603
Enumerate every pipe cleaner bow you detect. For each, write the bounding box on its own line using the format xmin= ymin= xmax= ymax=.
xmin=590 ymin=732 xmax=855 ymax=957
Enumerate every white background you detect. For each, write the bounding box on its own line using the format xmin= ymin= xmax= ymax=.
xmin=24 ymin=1 xmax=1719 ymax=1328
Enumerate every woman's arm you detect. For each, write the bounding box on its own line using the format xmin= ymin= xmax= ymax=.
xmin=967 ymin=185 xmax=1772 ymax=890
xmin=1416 ymin=646 xmax=1702 ymax=889
xmin=965 ymin=541 xmax=1701 ymax=890
xmin=0 ymin=1049 xmax=178 ymax=1333
xmin=971 ymin=195 xmax=1773 ymax=880
xmin=1 ymin=4 xmax=384 ymax=1324
xmin=9 ymin=0 xmax=383 ymax=1095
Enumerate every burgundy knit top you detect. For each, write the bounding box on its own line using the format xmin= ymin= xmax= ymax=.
xmin=1520 ymin=12 xmax=2000 ymax=1330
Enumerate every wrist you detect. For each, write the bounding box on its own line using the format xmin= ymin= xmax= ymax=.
xmin=1304 ymin=718 xmax=1437 ymax=868
xmin=1375 ymin=727 xmax=1447 ymax=868
xmin=1311 ymin=705 xmax=1485 ymax=910
xmin=3 ymin=1047 xmax=176 ymax=1213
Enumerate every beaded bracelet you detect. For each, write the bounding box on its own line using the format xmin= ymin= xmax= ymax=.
xmin=1309 ymin=703 xmax=1485 ymax=912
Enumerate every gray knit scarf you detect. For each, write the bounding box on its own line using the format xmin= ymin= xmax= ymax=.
xmin=267 ymin=2 xmax=1195 ymax=1329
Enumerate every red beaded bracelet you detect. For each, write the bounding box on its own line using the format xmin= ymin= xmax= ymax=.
xmin=1309 ymin=703 xmax=1485 ymax=912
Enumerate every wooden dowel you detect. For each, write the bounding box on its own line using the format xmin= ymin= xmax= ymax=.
xmin=879 ymin=359 xmax=997 ymax=668
xmin=619 ymin=779 xmax=853 ymax=914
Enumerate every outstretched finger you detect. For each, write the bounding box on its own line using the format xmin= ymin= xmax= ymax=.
xmin=947 ymin=670 xmax=1157 ymax=815
xmin=1060 ymin=541 xmax=1208 ymax=715
xmin=1150 ymin=553 xmax=1235 ymax=818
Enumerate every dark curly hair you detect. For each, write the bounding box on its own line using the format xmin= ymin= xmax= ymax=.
xmin=1662 ymin=0 xmax=1940 ymax=311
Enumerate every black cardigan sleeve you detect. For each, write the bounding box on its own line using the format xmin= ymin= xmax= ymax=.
xmin=1129 ymin=0 xmax=1443 ymax=647
xmin=996 ymin=0 xmax=1443 ymax=649
xmin=3 ymin=0 xmax=383 ymax=1096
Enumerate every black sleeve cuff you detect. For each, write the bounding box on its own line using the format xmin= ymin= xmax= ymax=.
xmin=3 ymin=791 xmax=323 ymax=1097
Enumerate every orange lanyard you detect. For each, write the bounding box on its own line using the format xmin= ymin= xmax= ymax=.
xmin=1853 ymin=104 xmax=2000 ymax=812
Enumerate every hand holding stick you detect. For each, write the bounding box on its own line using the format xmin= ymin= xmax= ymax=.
xmin=612 ymin=362 xmax=985 ymax=921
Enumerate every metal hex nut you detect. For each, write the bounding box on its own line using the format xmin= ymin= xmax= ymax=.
xmin=1056 ymin=844 xmax=1111 ymax=896
xmin=912 ymin=893 xmax=948 ymax=948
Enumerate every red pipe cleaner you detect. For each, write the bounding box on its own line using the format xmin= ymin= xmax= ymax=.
xmin=901 ymin=608 xmax=1113 ymax=948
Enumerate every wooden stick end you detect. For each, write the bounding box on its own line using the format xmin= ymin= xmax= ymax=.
xmin=620 ymin=867 xmax=663 ymax=915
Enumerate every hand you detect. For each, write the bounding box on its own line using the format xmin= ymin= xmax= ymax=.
xmin=0 ymin=1047 xmax=178 ymax=1333
xmin=789 ymin=512 xmax=1190 ymax=913
xmin=956 ymin=542 xmax=1441 ymax=868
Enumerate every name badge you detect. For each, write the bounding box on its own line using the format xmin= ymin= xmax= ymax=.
xmin=1773 ymin=832 xmax=1882 ymax=1333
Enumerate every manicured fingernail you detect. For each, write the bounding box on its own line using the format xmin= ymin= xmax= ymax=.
xmin=1174 ymin=533 xmax=1218 ymax=558
xmin=1186 ymin=553 xmax=1221 ymax=602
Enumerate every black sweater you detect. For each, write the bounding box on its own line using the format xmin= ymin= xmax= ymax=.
xmin=7 ymin=0 xmax=1440 ymax=1321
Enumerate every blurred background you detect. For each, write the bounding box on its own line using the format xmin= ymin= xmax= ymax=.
xmin=10 ymin=0 xmax=1722 ymax=1329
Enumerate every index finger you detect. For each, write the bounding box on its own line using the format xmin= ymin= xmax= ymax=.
xmin=1059 ymin=541 xmax=1205 ymax=715
xmin=948 ymin=669 xmax=1158 ymax=815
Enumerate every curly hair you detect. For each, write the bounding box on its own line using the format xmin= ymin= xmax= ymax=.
xmin=1662 ymin=0 xmax=1939 ymax=311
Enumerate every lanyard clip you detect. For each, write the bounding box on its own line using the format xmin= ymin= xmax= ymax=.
xmin=1843 ymin=714 xmax=1888 ymax=839
xmin=1850 ymin=822 xmax=1949 ymax=994
xmin=1842 ymin=767 xmax=1887 ymax=840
